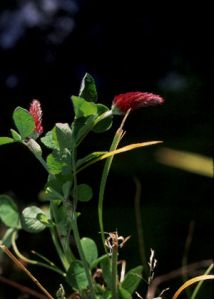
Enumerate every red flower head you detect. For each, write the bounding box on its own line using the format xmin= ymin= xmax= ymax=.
xmin=112 ymin=91 xmax=164 ymax=115
xmin=29 ymin=99 xmax=43 ymax=135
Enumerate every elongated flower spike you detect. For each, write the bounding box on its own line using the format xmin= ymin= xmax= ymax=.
xmin=112 ymin=91 xmax=164 ymax=115
xmin=29 ymin=99 xmax=43 ymax=135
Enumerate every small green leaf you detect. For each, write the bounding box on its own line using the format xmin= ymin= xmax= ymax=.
xmin=101 ymin=256 xmax=112 ymax=289
xmin=44 ymin=186 xmax=64 ymax=201
xmin=66 ymin=260 xmax=88 ymax=290
xmin=13 ymin=107 xmax=35 ymax=139
xmin=21 ymin=206 xmax=46 ymax=233
xmin=41 ymin=129 xmax=59 ymax=150
xmin=47 ymin=151 xmax=63 ymax=174
xmin=0 ymin=137 xmax=14 ymax=146
xmin=10 ymin=129 xmax=21 ymax=141
xmin=55 ymin=123 xmax=73 ymax=150
xmin=47 ymin=149 xmax=72 ymax=175
xmin=62 ymin=181 xmax=72 ymax=199
xmin=118 ymin=286 xmax=132 ymax=299
xmin=80 ymin=237 xmax=98 ymax=267
xmin=72 ymin=96 xmax=98 ymax=119
xmin=121 ymin=265 xmax=143 ymax=295
xmin=79 ymin=73 xmax=97 ymax=103
xmin=36 ymin=213 xmax=53 ymax=227
xmin=77 ymin=184 xmax=93 ymax=202
xmin=0 ymin=195 xmax=20 ymax=228
xmin=93 ymin=104 xmax=113 ymax=133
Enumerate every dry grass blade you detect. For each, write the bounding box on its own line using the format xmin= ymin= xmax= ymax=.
xmin=100 ymin=141 xmax=163 ymax=160
xmin=172 ymin=275 xmax=214 ymax=299
xmin=0 ymin=243 xmax=53 ymax=299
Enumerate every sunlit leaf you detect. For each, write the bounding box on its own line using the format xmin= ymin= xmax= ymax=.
xmin=13 ymin=106 xmax=35 ymax=139
xmin=55 ymin=123 xmax=73 ymax=151
xmin=41 ymin=129 xmax=59 ymax=150
xmin=10 ymin=129 xmax=21 ymax=141
xmin=0 ymin=137 xmax=14 ymax=146
xmin=72 ymin=96 xmax=97 ymax=118
xmin=80 ymin=237 xmax=98 ymax=267
xmin=0 ymin=195 xmax=20 ymax=228
xmin=21 ymin=206 xmax=46 ymax=233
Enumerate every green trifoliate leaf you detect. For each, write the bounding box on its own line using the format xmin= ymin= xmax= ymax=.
xmin=76 ymin=184 xmax=93 ymax=202
xmin=79 ymin=73 xmax=98 ymax=103
xmin=21 ymin=206 xmax=46 ymax=233
xmin=0 ymin=195 xmax=20 ymax=228
xmin=0 ymin=137 xmax=15 ymax=146
xmin=13 ymin=107 xmax=35 ymax=139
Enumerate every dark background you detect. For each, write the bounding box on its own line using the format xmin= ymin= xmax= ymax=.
xmin=0 ymin=1 xmax=213 ymax=298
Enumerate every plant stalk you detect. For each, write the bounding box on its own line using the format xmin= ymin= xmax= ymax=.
xmin=71 ymin=141 xmax=96 ymax=298
xmin=111 ymin=245 xmax=118 ymax=299
xmin=98 ymin=109 xmax=131 ymax=251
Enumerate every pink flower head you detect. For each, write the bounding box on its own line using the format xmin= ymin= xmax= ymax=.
xmin=112 ymin=91 xmax=164 ymax=115
xmin=29 ymin=99 xmax=43 ymax=135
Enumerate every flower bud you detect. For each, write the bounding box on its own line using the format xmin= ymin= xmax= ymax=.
xmin=29 ymin=99 xmax=43 ymax=134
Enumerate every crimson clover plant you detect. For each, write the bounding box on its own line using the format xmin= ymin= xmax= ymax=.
xmin=0 ymin=73 xmax=164 ymax=299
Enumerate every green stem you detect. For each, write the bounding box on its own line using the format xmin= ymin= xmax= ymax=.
xmin=23 ymin=139 xmax=49 ymax=172
xmin=49 ymin=202 xmax=72 ymax=271
xmin=11 ymin=231 xmax=66 ymax=277
xmin=71 ymin=140 xmax=96 ymax=298
xmin=111 ymin=246 xmax=118 ymax=299
xmin=72 ymin=215 xmax=96 ymax=298
xmin=191 ymin=263 xmax=214 ymax=299
xmin=134 ymin=177 xmax=148 ymax=275
xmin=98 ymin=110 xmax=131 ymax=251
